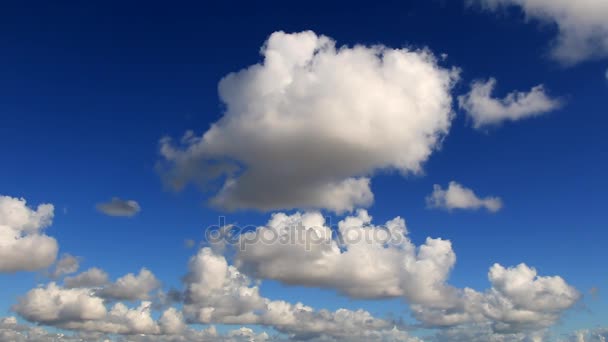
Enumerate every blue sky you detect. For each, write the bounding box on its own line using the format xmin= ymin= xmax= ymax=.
xmin=0 ymin=1 xmax=607 ymax=341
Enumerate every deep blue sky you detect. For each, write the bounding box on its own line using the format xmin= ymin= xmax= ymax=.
xmin=0 ymin=0 xmax=606 ymax=338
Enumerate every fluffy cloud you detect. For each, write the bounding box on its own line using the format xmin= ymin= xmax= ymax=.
xmin=49 ymin=253 xmax=80 ymax=279
xmin=64 ymin=267 xmax=109 ymax=289
xmin=458 ymin=78 xmax=561 ymax=128
xmin=235 ymin=210 xmax=456 ymax=303
xmin=183 ymin=247 xmax=418 ymax=341
xmin=14 ymin=247 xmax=418 ymax=341
xmin=412 ymin=263 xmax=580 ymax=332
xmin=227 ymin=210 xmax=578 ymax=333
xmin=96 ymin=197 xmax=141 ymax=217
xmin=97 ymin=268 xmax=161 ymax=301
xmin=158 ymin=30 xmax=459 ymax=213
xmin=13 ymin=282 xmax=107 ymax=324
xmin=10 ymin=239 xmax=579 ymax=341
xmin=0 ymin=195 xmax=58 ymax=272
xmin=426 ymin=181 xmax=503 ymax=212
xmin=472 ymin=0 xmax=608 ymax=64
xmin=14 ymin=277 xmax=167 ymax=336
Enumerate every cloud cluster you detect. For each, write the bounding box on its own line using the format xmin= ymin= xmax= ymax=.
xmin=159 ymin=30 xmax=459 ymax=213
xmin=183 ymin=247 xmax=418 ymax=341
xmin=13 ymin=247 xmax=418 ymax=342
xmin=96 ymin=197 xmax=141 ymax=217
xmin=458 ymin=78 xmax=561 ymax=128
xmin=231 ymin=210 xmax=578 ymax=332
xmin=472 ymin=0 xmax=608 ymax=64
xmin=413 ymin=263 xmax=580 ymax=332
xmin=0 ymin=315 xmax=269 ymax=342
xmin=426 ymin=181 xmax=503 ymax=212
xmin=0 ymin=195 xmax=58 ymax=273
xmin=13 ymin=274 xmax=170 ymax=336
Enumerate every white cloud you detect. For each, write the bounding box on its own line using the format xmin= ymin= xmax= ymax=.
xmin=158 ymin=30 xmax=459 ymax=213
xmin=426 ymin=181 xmax=503 ymax=212
xmin=472 ymin=0 xmax=608 ymax=64
xmin=1 ymin=315 xmax=269 ymax=342
xmin=235 ymin=210 xmax=456 ymax=303
xmin=97 ymin=268 xmax=161 ymax=301
xmin=0 ymin=195 xmax=58 ymax=272
xmin=14 ymin=248 xmax=418 ymax=341
xmin=96 ymin=198 xmax=141 ymax=217
xmin=412 ymin=263 xmax=580 ymax=332
xmin=64 ymin=267 xmax=110 ymax=289
xmin=49 ymin=253 xmax=80 ymax=279
xmin=13 ymin=282 xmax=107 ymax=324
xmin=183 ymin=247 xmax=419 ymax=341
xmin=458 ymin=78 xmax=561 ymax=128
xmin=13 ymin=277 xmax=165 ymax=336
xmin=227 ymin=210 xmax=578 ymax=333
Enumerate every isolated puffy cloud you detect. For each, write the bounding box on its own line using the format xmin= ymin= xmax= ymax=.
xmin=235 ymin=210 xmax=457 ymax=303
xmin=458 ymin=78 xmax=561 ymax=128
xmin=64 ymin=267 xmax=109 ymax=289
xmin=426 ymin=181 xmax=502 ymax=212
xmin=97 ymin=268 xmax=161 ymax=301
xmin=0 ymin=195 xmax=58 ymax=272
xmin=96 ymin=197 xmax=141 ymax=217
xmin=49 ymin=253 xmax=80 ymax=279
xmin=472 ymin=0 xmax=608 ymax=64
xmin=159 ymin=30 xmax=459 ymax=213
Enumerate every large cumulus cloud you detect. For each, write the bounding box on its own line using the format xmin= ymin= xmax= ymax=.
xmin=158 ymin=30 xmax=459 ymax=213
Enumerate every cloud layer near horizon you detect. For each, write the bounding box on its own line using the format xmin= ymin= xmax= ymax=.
xmin=159 ymin=30 xmax=459 ymax=213
xmin=0 ymin=194 xmax=584 ymax=341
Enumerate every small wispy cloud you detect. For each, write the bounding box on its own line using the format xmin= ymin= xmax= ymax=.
xmin=459 ymin=78 xmax=562 ymax=129
xmin=49 ymin=253 xmax=80 ymax=279
xmin=96 ymin=197 xmax=141 ymax=217
xmin=426 ymin=181 xmax=503 ymax=212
